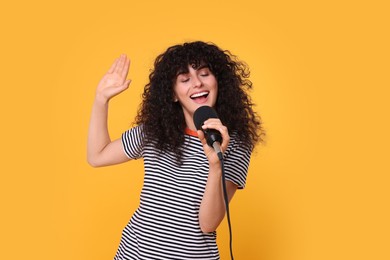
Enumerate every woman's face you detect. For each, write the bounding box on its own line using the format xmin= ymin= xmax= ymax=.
xmin=173 ymin=64 xmax=218 ymax=130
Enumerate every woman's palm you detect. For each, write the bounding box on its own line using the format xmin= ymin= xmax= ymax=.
xmin=96 ymin=54 xmax=131 ymax=101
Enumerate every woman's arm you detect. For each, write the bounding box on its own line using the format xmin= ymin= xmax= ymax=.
xmin=87 ymin=54 xmax=132 ymax=167
xmin=197 ymin=119 xmax=237 ymax=233
xmin=198 ymin=162 xmax=238 ymax=233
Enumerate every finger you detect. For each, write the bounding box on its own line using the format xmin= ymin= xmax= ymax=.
xmin=115 ymin=54 xmax=126 ymax=74
xmin=203 ymin=118 xmax=222 ymax=124
xmin=198 ymin=130 xmax=214 ymax=151
xmin=121 ymin=57 xmax=131 ymax=79
xmin=202 ymin=119 xmax=223 ymax=129
xmin=197 ymin=130 xmax=215 ymax=155
xmin=124 ymin=79 xmax=132 ymax=89
xmin=220 ymin=133 xmax=230 ymax=153
xmin=197 ymin=130 xmax=206 ymax=145
xmin=219 ymin=127 xmax=230 ymax=153
xmin=107 ymin=57 xmax=119 ymax=74
xmin=202 ymin=122 xmax=223 ymax=129
xmin=117 ymin=79 xmax=131 ymax=93
xmin=202 ymin=122 xmax=227 ymax=134
xmin=202 ymin=122 xmax=229 ymax=152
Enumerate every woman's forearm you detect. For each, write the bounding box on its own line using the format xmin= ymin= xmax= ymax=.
xmin=198 ymin=162 xmax=226 ymax=233
xmin=87 ymin=96 xmax=111 ymax=166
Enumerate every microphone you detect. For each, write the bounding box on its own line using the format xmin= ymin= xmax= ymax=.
xmin=194 ymin=106 xmax=235 ymax=259
xmin=193 ymin=106 xmax=223 ymax=160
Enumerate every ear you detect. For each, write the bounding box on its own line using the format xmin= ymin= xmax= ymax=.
xmin=173 ymin=95 xmax=178 ymax=102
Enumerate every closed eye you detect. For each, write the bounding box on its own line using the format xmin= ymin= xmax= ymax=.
xmin=198 ymin=67 xmax=211 ymax=77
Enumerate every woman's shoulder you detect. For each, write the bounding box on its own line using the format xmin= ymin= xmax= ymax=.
xmin=226 ymin=131 xmax=253 ymax=155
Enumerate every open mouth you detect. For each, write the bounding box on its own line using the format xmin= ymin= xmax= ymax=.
xmin=190 ymin=91 xmax=209 ymax=101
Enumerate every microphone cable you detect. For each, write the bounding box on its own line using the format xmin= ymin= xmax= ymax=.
xmin=217 ymin=152 xmax=234 ymax=260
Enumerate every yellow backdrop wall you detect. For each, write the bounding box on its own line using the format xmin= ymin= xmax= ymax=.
xmin=1 ymin=0 xmax=389 ymax=259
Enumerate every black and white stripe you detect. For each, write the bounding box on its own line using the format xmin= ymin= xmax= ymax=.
xmin=115 ymin=125 xmax=251 ymax=260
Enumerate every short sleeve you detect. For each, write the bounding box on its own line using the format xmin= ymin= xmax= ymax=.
xmin=223 ymin=134 xmax=252 ymax=189
xmin=121 ymin=125 xmax=145 ymax=159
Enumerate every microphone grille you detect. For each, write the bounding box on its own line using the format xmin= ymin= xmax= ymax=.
xmin=193 ymin=106 xmax=219 ymax=130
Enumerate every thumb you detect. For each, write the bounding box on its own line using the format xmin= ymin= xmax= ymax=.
xmin=117 ymin=79 xmax=131 ymax=93
xmin=197 ymin=130 xmax=206 ymax=145
xmin=105 ymin=79 xmax=131 ymax=100
xmin=123 ymin=79 xmax=131 ymax=89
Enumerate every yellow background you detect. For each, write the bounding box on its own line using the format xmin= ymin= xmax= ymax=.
xmin=1 ymin=0 xmax=389 ymax=259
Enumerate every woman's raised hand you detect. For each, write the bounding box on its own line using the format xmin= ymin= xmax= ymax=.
xmin=95 ymin=54 xmax=131 ymax=103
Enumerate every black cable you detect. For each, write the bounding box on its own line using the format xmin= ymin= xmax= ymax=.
xmin=219 ymin=153 xmax=234 ymax=260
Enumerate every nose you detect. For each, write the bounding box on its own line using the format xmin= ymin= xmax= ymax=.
xmin=192 ymin=75 xmax=203 ymax=88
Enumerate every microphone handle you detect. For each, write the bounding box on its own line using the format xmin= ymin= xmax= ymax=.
xmin=212 ymin=142 xmax=223 ymax=161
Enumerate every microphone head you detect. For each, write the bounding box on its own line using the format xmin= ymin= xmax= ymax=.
xmin=193 ymin=106 xmax=222 ymax=147
xmin=193 ymin=106 xmax=219 ymax=130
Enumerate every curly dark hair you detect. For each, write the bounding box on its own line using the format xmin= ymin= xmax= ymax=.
xmin=135 ymin=41 xmax=264 ymax=162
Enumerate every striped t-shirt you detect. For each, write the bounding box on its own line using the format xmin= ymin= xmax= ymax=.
xmin=114 ymin=125 xmax=252 ymax=260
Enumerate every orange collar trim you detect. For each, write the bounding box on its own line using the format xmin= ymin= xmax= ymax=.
xmin=185 ymin=127 xmax=198 ymax=137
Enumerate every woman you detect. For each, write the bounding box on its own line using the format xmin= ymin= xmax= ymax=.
xmin=87 ymin=41 xmax=264 ymax=259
